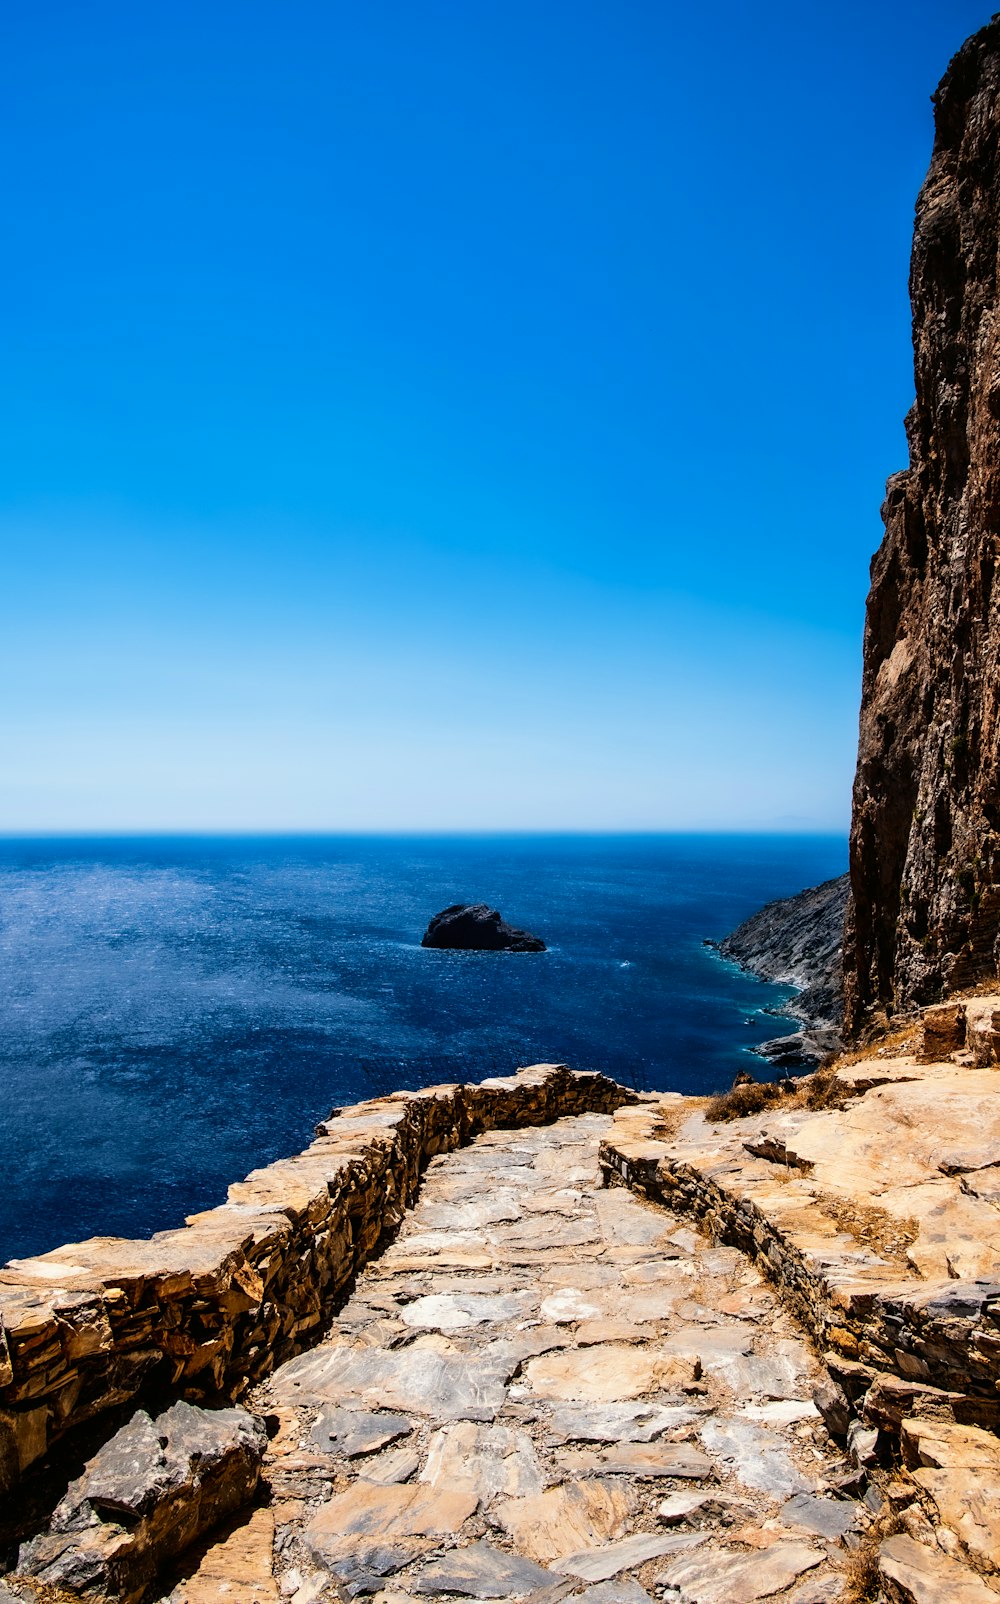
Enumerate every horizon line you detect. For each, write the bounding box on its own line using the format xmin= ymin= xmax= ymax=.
xmin=0 ymin=826 xmax=851 ymax=840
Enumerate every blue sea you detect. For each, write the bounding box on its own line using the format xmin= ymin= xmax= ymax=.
xmin=0 ymin=834 xmax=847 ymax=1263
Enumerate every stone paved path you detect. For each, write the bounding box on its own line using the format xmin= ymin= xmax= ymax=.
xmin=165 ymin=1114 xmax=859 ymax=1604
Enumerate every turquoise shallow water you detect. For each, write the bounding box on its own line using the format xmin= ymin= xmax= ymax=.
xmin=0 ymin=833 xmax=847 ymax=1262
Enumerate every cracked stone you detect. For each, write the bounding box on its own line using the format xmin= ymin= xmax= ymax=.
xmin=419 ymin=1421 xmax=545 ymax=1502
xmin=493 ymin=1478 xmax=633 ymax=1563
xmin=311 ymin=1409 xmax=412 ymax=1459
xmin=546 ymin=1403 xmax=699 ymax=1444
xmin=410 ymin=1541 xmax=554 ymax=1597
xmin=555 ymin=1531 xmax=707 ymax=1582
xmin=657 ymin=1541 xmax=823 ymax=1603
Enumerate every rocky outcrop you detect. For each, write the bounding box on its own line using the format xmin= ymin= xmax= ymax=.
xmin=717 ymin=874 xmax=848 ymax=1065
xmin=845 ymin=16 xmax=1000 ymax=1036
xmin=421 ymin=904 xmax=546 ymax=951
xmin=16 ymin=1401 xmax=266 ymax=1603
xmin=0 ymin=1066 xmax=632 ymax=1509
xmin=600 ymin=1026 xmax=1000 ymax=1600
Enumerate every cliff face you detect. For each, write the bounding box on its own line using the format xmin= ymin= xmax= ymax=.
xmin=845 ymin=17 xmax=1000 ymax=1036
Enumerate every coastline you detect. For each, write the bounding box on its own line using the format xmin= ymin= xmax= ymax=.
xmin=711 ymin=873 xmax=849 ymax=1068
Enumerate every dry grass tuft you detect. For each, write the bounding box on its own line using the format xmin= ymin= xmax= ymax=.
xmin=704 ymin=1079 xmax=789 ymax=1122
xmin=842 ymin=1506 xmax=902 ymax=1602
xmin=802 ymin=1069 xmax=852 ymax=1110
xmin=831 ymin=1023 xmax=920 ymax=1068
xmin=648 ymin=1097 xmax=706 ymax=1143
xmin=814 ymin=1191 xmax=918 ymax=1265
xmin=705 ymin=1068 xmax=854 ymax=1124
xmin=842 ymin=1536 xmax=883 ymax=1603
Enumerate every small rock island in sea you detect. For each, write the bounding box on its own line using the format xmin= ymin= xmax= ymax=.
xmin=420 ymin=902 xmax=546 ymax=951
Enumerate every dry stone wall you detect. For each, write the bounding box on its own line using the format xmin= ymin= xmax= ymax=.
xmin=0 ymin=1065 xmax=635 ymax=1503
xmin=600 ymin=1099 xmax=1000 ymax=1408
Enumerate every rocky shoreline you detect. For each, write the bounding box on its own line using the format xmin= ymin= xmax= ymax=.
xmin=714 ymin=873 xmax=849 ymax=1068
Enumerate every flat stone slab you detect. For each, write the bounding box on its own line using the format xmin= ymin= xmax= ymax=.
xmin=555 ymin=1530 xmax=707 ymax=1581
xmin=410 ymin=1540 xmax=554 ymax=1597
xmin=523 ymin=1344 xmax=690 ymax=1402
xmin=494 ymin=1478 xmax=634 ymax=1563
xmin=305 ymin=1482 xmax=479 ymax=1554
xmin=657 ymin=1541 xmax=824 ymax=1603
xmin=399 ymin=1291 xmax=530 ymax=1329
xmin=699 ymin=1418 xmax=811 ymax=1497
xmin=580 ymin=1442 xmax=715 ymax=1480
xmin=779 ymin=1492 xmax=859 ymax=1541
xmin=545 ymin=1402 xmax=700 ymax=1444
xmin=575 ymin=1584 xmax=655 ymax=1604
xmin=420 ymin=1421 xmax=545 ymax=1502
xmin=277 ymin=1340 xmax=516 ymax=1420
xmin=311 ymin=1407 xmax=412 ymax=1458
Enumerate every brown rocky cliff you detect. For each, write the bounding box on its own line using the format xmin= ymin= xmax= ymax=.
xmin=845 ymin=15 xmax=1000 ymax=1036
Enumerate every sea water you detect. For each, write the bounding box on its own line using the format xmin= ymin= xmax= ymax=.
xmin=0 ymin=833 xmax=847 ymax=1262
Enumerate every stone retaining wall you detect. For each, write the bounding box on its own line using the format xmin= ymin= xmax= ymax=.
xmin=0 ymin=1065 xmax=635 ymax=1498
xmin=599 ymin=1121 xmax=1000 ymax=1406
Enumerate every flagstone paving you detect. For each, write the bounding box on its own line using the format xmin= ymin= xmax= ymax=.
xmin=163 ymin=1113 xmax=861 ymax=1603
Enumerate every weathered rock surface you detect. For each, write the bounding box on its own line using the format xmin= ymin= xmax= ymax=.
xmin=598 ymin=1009 xmax=1000 ymax=1596
xmin=717 ymin=874 xmax=848 ymax=1065
xmin=16 ymin=1400 xmax=265 ymax=1603
xmin=879 ymin=1531 xmax=1000 ymax=1603
xmin=420 ymin=903 xmax=546 ymax=951
xmin=845 ymin=15 xmax=1000 ymax=1035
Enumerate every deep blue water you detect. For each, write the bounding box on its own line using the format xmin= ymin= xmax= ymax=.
xmin=0 ymin=834 xmax=847 ymax=1262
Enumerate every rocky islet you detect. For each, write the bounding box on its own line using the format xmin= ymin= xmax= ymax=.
xmin=420 ymin=905 xmax=546 ymax=953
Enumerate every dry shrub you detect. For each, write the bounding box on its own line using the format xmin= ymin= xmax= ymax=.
xmin=802 ymin=1069 xmax=852 ymax=1110
xmin=704 ymin=1080 xmax=787 ymax=1122
xmin=705 ymin=1067 xmax=854 ymax=1124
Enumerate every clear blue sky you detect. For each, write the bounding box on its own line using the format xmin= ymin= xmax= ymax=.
xmin=0 ymin=1 xmax=989 ymax=832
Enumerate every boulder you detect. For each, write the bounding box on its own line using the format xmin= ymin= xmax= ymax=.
xmin=16 ymin=1400 xmax=266 ymax=1603
xmin=421 ymin=904 xmax=545 ymax=952
xmin=919 ymin=1003 xmax=967 ymax=1062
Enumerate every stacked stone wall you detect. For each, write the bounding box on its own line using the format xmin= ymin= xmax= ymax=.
xmin=0 ymin=1065 xmax=635 ymax=1500
xmin=599 ymin=1134 xmax=1000 ymax=1405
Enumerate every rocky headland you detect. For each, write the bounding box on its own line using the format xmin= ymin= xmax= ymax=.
xmin=717 ymin=874 xmax=849 ymax=1067
xmin=421 ymin=905 xmax=546 ymax=953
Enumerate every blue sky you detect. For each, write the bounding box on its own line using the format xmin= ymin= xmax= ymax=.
xmin=0 ymin=1 xmax=989 ymax=831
